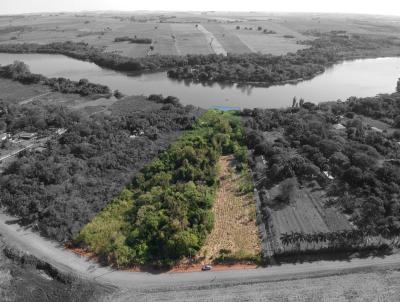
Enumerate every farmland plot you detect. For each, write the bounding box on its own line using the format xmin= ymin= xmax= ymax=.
xmin=150 ymin=23 xmax=180 ymax=56
xmin=170 ymin=23 xmax=213 ymax=55
xmin=218 ymin=20 xmax=310 ymax=55
xmin=202 ymin=24 xmax=252 ymax=54
xmin=264 ymin=183 xmax=353 ymax=254
xmin=102 ymin=22 xmax=180 ymax=56
xmin=196 ymin=24 xmax=227 ymax=55
xmin=234 ymin=30 xmax=308 ymax=55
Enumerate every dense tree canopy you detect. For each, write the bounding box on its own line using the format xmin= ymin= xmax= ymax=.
xmin=0 ymin=100 xmax=200 ymax=241
xmin=76 ymin=110 xmax=247 ymax=267
xmin=242 ymin=94 xmax=400 ymax=236
xmin=166 ymin=33 xmax=400 ymax=85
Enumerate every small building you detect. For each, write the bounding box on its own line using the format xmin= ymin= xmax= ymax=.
xmin=33 ymin=146 xmax=47 ymax=153
xmin=0 ymin=133 xmax=10 ymax=141
xmin=370 ymin=126 xmax=383 ymax=133
xmin=56 ymin=128 xmax=67 ymax=136
xmin=332 ymin=123 xmax=346 ymax=130
xmin=323 ymin=171 xmax=334 ymax=180
xmin=18 ymin=132 xmax=36 ymax=140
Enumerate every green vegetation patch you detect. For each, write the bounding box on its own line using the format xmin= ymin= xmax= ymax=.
xmin=76 ymin=110 xmax=247 ymax=267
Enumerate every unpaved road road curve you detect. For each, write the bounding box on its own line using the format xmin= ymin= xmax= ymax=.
xmin=1 ymin=211 xmax=400 ymax=297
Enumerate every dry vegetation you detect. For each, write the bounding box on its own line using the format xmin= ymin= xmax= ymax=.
xmin=197 ymin=155 xmax=260 ymax=264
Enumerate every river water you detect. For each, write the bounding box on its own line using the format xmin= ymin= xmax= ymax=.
xmin=0 ymin=53 xmax=399 ymax=108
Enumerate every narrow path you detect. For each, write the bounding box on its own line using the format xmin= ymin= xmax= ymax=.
xmin=19 ymin=91 xmax=52 ymax=105
xmin=196 ymin=25 xmax=227 ymax=56
xmin=0 ymin=144 xmax=34 ymax=162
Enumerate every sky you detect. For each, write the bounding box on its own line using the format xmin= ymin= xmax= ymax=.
xmin=1 ymin=0 xmax=400 ymax=16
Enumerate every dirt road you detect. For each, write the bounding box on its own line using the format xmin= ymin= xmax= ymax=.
xmin=1 ymin=211 xmax=400 ymax=299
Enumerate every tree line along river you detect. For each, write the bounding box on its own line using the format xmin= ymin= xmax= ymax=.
xmin=0 ymin=53 xmax=400 ymax=108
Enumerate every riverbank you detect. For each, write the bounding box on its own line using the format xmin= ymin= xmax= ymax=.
xmin=0 ymin=61 xmax=112 ymax=98
xmin=1 ymin=32 xmax=400 ymax=91
xmin=2 ymin=52 xmax=400 ymax=108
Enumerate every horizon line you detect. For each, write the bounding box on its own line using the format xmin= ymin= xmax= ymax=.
xmin=0 ymin=10 xmax=400 ymax=18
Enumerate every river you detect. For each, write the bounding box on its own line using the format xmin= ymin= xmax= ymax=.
xmin=0 ymin=53 xmax=399 ymax=108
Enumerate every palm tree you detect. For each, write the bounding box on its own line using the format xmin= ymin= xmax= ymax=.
xmin=280 ymin=233 xmax=291 ymax=252
xmin=305 ymin=233 xmax=313 ymax=250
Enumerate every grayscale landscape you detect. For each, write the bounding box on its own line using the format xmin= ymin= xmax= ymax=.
xmin=0 ymin=3 xmax=400 ymax=302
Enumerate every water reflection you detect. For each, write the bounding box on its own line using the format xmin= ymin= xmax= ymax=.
xmin=0 ymin=53 xmax=399 ymax=109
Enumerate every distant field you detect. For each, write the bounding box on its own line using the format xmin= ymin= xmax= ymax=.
xmin=170 ymin=23 xmax=213 ymax=55
xmin=234 ymin=32 xmax=308 ymax=55
xmin=221 ymin=22 xmax=309 ymax=55
xmin=202 ymin=24 xmax=251 ymax=54
xmin=2 ymin=12 xmax=399 ymax=58
xmin=0 ymin=12 xmax=312 ymax=57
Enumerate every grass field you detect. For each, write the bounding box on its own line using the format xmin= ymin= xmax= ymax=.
xmin=0 ymin=78 xmax=122 ymax=116
xmin=0 ymin=78 xmax=49 ymax=103
xmin=222 ymin=22 xmax=309 ymax=55
xmin=170 ymin=23 xmax=213 ymax=55
xmin=202 ymin=23 xmax=252 ymax=54
xmin=197 ymin=155 xmax=260 ymax=264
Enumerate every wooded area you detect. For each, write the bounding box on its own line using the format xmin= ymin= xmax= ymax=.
xmin=166 ymin=32 xmax=400 ymax=85
xmin=0 ymin=98 xmax=200 ymax=241
xmin=242 ymin=91 xmax=400 ymax=244
xmin=76 ymin=111 xmax=248 ymax=267
xmin=0 ymin=61 xmax=111 ymax=97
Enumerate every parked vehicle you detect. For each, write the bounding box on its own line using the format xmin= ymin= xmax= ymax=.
xmin=201 ymin=264 xmax=212 ymax=271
